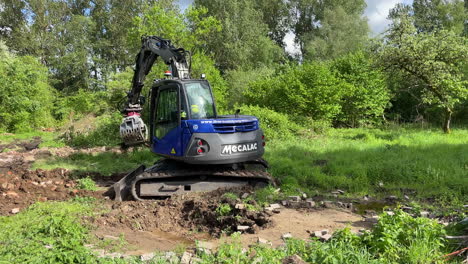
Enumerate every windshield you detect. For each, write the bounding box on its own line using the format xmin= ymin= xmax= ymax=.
xmin=185 ymin=82 xmax=215 ymax=119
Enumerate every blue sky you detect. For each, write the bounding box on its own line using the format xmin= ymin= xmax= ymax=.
xmin=177 ymin=0 xmax=414 ymax=53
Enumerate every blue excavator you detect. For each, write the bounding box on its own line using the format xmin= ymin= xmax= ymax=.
xmin=113 ymin=36 xmax=273 ymax=201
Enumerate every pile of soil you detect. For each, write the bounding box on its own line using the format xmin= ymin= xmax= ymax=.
xmin=96 ymin=188 xmax=272 ymax=238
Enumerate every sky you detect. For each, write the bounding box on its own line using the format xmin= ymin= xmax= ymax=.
xmin=177 ymin=0 xmax=414 ymax=54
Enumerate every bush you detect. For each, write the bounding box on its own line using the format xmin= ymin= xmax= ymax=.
xmin=330 ymin=51 xmax=390 ymax=127
xmin=0 ymin=43 xmax=56 ymax=132
xmin=54 ymin=90 xmax=110 ymax=122
xmin=237 ymin=105 xmax=302 ymax=140
xmin=244 ymin=62 xmax=346 ymax=122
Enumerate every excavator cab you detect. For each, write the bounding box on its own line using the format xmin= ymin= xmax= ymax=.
xmin=149 ymin=78 xmax=265 ymax=165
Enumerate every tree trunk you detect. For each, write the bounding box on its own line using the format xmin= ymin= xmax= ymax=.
xmin=443 ymin=107 xmax=452 ymax=134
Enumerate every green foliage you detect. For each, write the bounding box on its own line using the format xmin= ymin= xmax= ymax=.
xmin=245 ymin=62 xmax=348 ymax=123
xmin=105 ymin=67 xmax=134 ymax=110
xmin=365 ymin=210 xmax=446 ymax=263
xmin=303 ymin=4 xmax=369 ymax=61
xmin=77 ymin=177 xmax=98 ymax=191
xmin=380 ymin=17 xmax=468 ymax=132
xmin=237 ymin=105 xmax=302 ymax=140
xmin=225 ymin=66 xmax=276 ymax=108
xmin=194 ymin=0 xmax=285 ymax=71
xmin=54 ymin=90 xmax=110 ymax=122
xmin=215 ymin=204 xmax=232 ymax=217
xmin=0 ymin=201 xmax=94 ymax=263
xmin=292 ymin=0 xmax=368 ymax=59
xmin=331 ymin=51 xmax=390 ymax=127
xmin=0 ymin=43 xmax=56 ymax=132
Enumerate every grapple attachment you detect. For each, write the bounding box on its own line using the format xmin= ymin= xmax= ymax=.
xmin=119 ymin=115 xmax=148 ymax=146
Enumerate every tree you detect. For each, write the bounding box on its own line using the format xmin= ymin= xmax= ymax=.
xmin=254 ymin=0 xmax=291 ymax=47
xmin=291 ymin=0 xmax=368 ymax=60
xmin=379 ymin=18 xmax=468 ymax=133
xmin=304 ymin=5 xmax=369 ymax=60
xmin=389 ymin=0 xmax=466 ymax=34
xmin=194 ymin=0 xmax=284 ymax=71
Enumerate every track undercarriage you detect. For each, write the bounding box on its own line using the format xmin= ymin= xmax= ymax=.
xmin=113 ymin=159 xmax=274 ymax=201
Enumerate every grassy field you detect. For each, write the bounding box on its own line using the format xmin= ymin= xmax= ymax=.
xmin=265 ymin=128 xmax=468 ymax=202
xmin=1 ymin=127 xmax=467 ymax=263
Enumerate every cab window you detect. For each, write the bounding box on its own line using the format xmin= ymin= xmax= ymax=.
xmin=155 ymin=87 xmax=178 ymax=139
xmin=185 ymin=82 xmax=215 ymax=119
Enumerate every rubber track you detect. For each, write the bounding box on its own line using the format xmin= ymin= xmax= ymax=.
xmin=130 ymin=159 xmax=274 ymax=200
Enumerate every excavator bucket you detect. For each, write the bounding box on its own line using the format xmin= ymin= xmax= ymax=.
xmin=113 ymin=165 xmax=145 ymax=201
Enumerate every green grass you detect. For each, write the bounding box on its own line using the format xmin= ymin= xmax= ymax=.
xmin=0 ymin=199 xmax=143 ymax=264
xmin=32 ymin=148 xmax=156 ymax=176
xmin=265 ymin=128 xmax=468 ymax=202
xmin=77 ymin=177 xmax=98 ymax=191
xmin=0 ymin=131 xmax=66 ymax=148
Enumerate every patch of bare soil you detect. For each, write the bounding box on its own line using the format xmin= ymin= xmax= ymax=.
xmin=93 ymin=205 xmax=370 ymax=254
xmin=235 ymin=208 xmax=371 ymax=247
xmin=0 ymin=147 xmax=108 ymax=215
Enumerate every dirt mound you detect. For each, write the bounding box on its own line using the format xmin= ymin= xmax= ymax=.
xmin=96 ymin=188 xmax=271 ymax=238
xmin=0 ymin=164 xmax=105 ymax=215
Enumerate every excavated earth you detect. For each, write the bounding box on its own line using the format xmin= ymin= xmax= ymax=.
xmin=0 ymin=138 xmax=371 ymax=254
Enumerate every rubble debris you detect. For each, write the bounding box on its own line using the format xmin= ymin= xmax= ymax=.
xmin=288 ymin=196 xmax=300 ymax=202
xmin=180 ymin=252 xmax=192 ymax=264
xmin=140 ymin=253 xmax=155 ymax=261
xmin=237 ymin=225 xmax=250 ymax=232
xmin=281 ymin=254 xmax=307 ymax=264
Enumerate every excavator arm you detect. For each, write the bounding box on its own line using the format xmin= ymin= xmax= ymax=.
xmin=120 ymin=36 xmax=190 ymax=146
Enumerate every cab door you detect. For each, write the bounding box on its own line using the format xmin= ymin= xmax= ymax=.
xmin=152 ymin=84 xmax=182 ymax=156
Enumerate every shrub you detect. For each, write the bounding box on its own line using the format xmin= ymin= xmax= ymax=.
xmin=243 ymin=62 xmax=346 ymax=122
xmin=330 ymin=51 xmax=390 ymax=127
xmin=0 ymin=43 xmax=56 ymax=132
xmin=237 ymin=105 xmax=302 ymax=140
